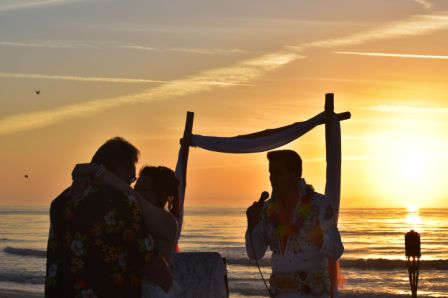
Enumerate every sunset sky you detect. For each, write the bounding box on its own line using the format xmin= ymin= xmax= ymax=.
xmin=1 ymin=0 xmax=447 ymax=208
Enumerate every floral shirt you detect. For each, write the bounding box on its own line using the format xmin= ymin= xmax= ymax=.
xmin=45 ymin=185 xmax=155 ymax=298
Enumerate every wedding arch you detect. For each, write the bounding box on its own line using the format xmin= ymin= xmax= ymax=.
xmin=173 ymin=93 xmax=351 ymax=294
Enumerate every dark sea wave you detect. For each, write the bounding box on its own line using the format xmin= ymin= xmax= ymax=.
xmin=0 ymin=208 xmax=48 ymax=216
xmin=4 ymin=245 xmax=448 ymax=271
xmin=0 ymin=272 xmax=44 ymax=284
xmin=4 ymin=247 xmax=46 ymax=258
xmin=342 ymin=258 xmax=448 ymax=270
xmin=226 ymin=257 xmax=448 ymax=270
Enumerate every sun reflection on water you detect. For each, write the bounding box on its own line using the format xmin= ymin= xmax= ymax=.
xmin=405 ymin=204 xmax=421 ymax=231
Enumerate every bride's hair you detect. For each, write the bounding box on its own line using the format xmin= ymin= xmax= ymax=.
xmin=139 ymin=166 xmax=180 ymax=219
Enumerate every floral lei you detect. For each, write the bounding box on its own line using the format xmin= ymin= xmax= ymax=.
xmin=266 ymin=185 xmax=314 ymax=239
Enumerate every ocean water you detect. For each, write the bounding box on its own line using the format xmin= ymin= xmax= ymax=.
xmin=0 ymin=206 xmax=447 ymax=297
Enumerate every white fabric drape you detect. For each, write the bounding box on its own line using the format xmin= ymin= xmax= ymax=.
xmin=190 ymin=112 xmax=325 ymax=154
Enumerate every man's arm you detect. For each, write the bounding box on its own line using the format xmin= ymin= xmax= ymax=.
xmin=317 ymin=195 xmax=344 ymax=260
xmin=245 ymin=195 xmax=269 ymax=260
xmin=116 ymin=193 xmax=173 ymax=292
xmin=118 ymin=193 xmax=156 ymax=262
xmin=72 ymin=163 xmax=177 ymax=243
xmin=245 ymin=221 xmax=269 ymax=260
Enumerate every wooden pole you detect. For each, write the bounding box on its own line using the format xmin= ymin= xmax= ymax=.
xmin=324 ymin=93 xmax=342 ymax=297
xmin=180 ymin=111 xmax=195 ymax=186
xmin=325 ymin=93 xmax=334 ymax=155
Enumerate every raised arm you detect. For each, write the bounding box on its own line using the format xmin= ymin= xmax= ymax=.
xmin=72 ymin=163 xmax=177 ymax=246
xmin=317 ymin=194 xmax=344 ymax=260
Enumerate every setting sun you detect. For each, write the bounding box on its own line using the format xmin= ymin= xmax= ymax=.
xmin=366 ymin=116 xmax=447 ymax=207
xmin=407 ymin=204 xmax=419 ymax=213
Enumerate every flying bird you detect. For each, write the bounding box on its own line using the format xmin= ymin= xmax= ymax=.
xmin=24 ymin=175 xmax=29 ymax=178
xmin=35 ymin=90 xmax=40 ymax=95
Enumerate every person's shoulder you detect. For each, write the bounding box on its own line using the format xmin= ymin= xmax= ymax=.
xmin=50 ymin=187 xmax=72 ymax=209
xmin=311 ymin=192 xmax=325 ymax=200
xmin=310 ymin=192 xmax=330 ymax=207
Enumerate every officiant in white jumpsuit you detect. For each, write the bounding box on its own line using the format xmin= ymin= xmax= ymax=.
xmin=246 ymin=150 xmax=344 ymax=298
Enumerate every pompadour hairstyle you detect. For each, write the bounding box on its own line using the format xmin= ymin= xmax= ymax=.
xmin=267 ymin=149 xmax=302 ymax=178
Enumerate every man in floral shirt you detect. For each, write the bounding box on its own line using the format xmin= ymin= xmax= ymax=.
xmin=45 ymin=137 xmax=154 ymax=298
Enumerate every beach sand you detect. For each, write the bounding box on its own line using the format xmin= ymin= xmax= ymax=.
xmin=0 ymin=290 xmax=42 ymax=298
xmin=0 ymin=288 xmax=431 ymax=298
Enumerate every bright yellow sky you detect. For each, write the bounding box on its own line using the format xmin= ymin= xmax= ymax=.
xmin=1 ymin=1 xmax=448 ymax=208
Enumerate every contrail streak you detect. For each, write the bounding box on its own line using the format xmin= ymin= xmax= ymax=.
xmin=0 ymin=73 xmax=166 ymax=84
xmin=0 ymin=0 xmax=79 ymax=13
xmin=335 ymin=51 xmax=448 ymax=60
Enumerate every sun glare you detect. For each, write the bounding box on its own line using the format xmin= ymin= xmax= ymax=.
xmin=367 ymin=122 xmax=446 ymax=207
xmin=407 ymin=204 xmax=419 ymax=213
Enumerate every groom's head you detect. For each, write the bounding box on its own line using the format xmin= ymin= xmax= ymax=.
xmin=91 ymin=137 xmax=139 ymax=185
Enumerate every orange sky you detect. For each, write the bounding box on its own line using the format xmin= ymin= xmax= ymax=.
xmin=1 ymin=1 xmax=448 ymax=208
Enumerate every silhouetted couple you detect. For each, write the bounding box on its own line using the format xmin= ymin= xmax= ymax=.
xmin=45 ymin=137 xmax=181 ymax=298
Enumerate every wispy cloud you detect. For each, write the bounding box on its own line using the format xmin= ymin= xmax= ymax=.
xmin=413 ymin=0 xmax=433 ymax=10
xmin=120 ymin=45 xmax=248 ymax=55
xmin=1 ymin=42 xmax=247 ymax=55
xmin=335 ymin=51 xmax=448 ymax=60
xmin=368 ymin=104 xmax=448 ymax=114
xmin=169 ymin=47 xmax=247 ymax=55
xmin=0 ymin=41 xmax=97 ymax=49
xmin=0 ymin=72 xmax=254 ymax=87
xmin=0 ymin=51 xmax=302 ymax=136
xmin=3 ymin=12 xmax=448 ymax=136
xmin=0 ymin=73 xmax=167 ymax=84
xmin=119 ymin=45 xmax=156 ymax=51
xmin=290 ymin=14 xmax=448 ymax=50
xmin=0 ymin=0 xmax=79 ymax=13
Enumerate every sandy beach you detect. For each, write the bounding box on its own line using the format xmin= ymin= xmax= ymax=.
xmin=0 ymin=289 xmax=431 ymax=298
xmin=0 ymin=290 xmax=42 ymax=298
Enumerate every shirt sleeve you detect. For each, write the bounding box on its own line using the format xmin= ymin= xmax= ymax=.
xmin=317 ymin=195 xmax=344 ymax=260
xmin=119 ymin=193 xmax=155 ymax=266
xmin=45 ymin=201 xmax=60 ymax=297
xmin=245 ymin=211 xmax=269 ymax=260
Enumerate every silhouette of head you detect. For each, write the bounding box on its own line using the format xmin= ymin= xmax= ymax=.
xmin=135 ymin=166 xmax=180 ymax=219
xmin=91 ymin=137 xmax=139 ymax=185
xmin=267 ymin=150 xmax=302 ymax=191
